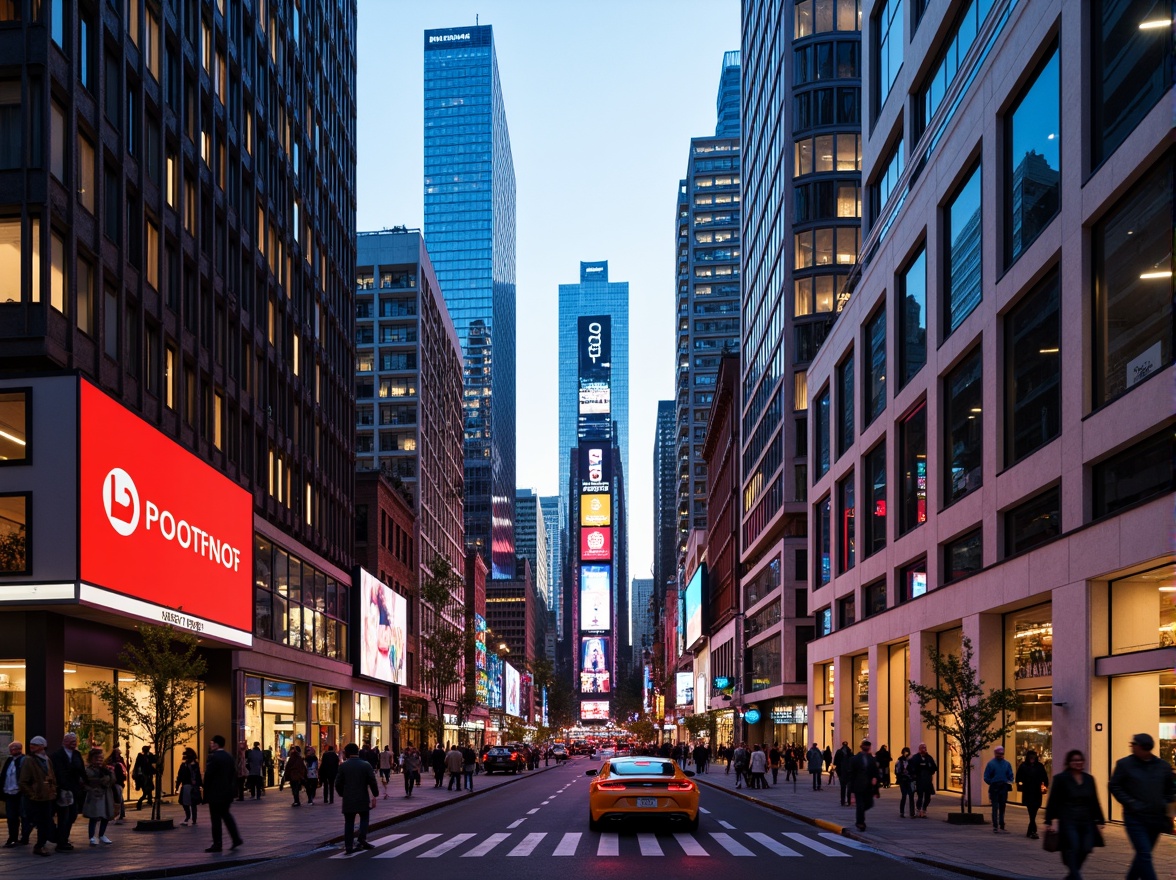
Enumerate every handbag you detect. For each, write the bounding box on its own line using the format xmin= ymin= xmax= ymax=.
xmin=56 ymin=789 xmax=74 ymax=808
xmin=1042 ymin=828 xmax=1061 ymax=853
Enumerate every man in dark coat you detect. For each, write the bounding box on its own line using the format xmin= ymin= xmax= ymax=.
xmin=1110 ymin=732 xmax=1176 ymax=880
xmin=907 ymin=742 xmax=939 ymax=817
xmin=806 ymin=743 xmax=824 ymax=790
xmin=132 ymin=745 xmax=157 ymax=810
xmin=335 ymin=743 xmax=379 ymax=854
xmin=49 ymin=733 xmax=86 ymax=850
xmin=203 ymin=735 xmax=244 ymax=853
xmin=430 ymin=744 xmax=446 ymax=787
xmin=319 ymin=745 xmax=341 ymax=805
xmin=833 ymin=741 xmax=854 ymax=806
xmin=848 ymin=740 xmax=880 ymax=831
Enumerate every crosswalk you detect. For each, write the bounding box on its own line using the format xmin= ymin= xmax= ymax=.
xmin=330 ymin=829 xmax=869 ymax=860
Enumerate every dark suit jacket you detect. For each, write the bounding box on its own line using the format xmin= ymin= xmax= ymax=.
xmin=334 ymin=756 xmax=378 ymax=813
xmin=50 ymin=747 xmax=87 ymax=797
xmin=203 ymin=748 xmax=237 ymax=803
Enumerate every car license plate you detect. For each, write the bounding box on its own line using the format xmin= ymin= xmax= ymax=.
xmin=636 ymin=797 xmax=658 ymax=808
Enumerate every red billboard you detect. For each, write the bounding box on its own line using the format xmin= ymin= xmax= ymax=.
xmin=580 ymin=526 xmax=611 ymax=562
xmin=79 ymin=382 xmax=253 ymax=639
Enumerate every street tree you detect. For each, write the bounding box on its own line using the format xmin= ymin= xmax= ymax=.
xmin=418 ymin=555 xmax=471 ymax=745
xmin=908 ymin=635 xmax=1019 ymax=814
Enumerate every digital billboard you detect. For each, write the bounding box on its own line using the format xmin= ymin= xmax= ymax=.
xmin=579 ymin=636 xmax=611 ymax=694
xmin=580 ymin=526 xmax=611 ymax=562
xmin=487 ymin=653 xmax=504 ymax=710
xmin=504 ymin=662 xmax=521 ymax=717
xmin=580 ymin=700 xmax=610 ymax=722
xmin=358 ymin=569 xmax=407 ymax=685
xmin=675 ymin=671 xmax=694 ymax=706
xmin=684 ymin=564 xmax=706 ymax=649
xmin=580 ymin=494 xmax=611 ymax=527
xmin=79 ymin=380 xmax=253 ymax=645
xmin=579 ymin=564 xmax=611 ymax=631
xmin=577 ymin=316 xmax=611 ymax=441
xmin=578 ymin=445 xmax=611 ymax=494
xmin=475 ymin=614 xmax=488 ymax=706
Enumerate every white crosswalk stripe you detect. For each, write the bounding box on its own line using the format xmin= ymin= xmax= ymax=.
xmin=747 ymin=832 xmax=802 ymax=856
xmin=710 ymin=832 xmax=756 ymax=856
xmin=782 ymin=832 xmax=851 ymax=856
xmin=329 ymin=833 xmax=407 ymax=858
xmin=419 ymin=833 xmax=476 ymax=857
xmin=673 ymin=833 xmax=710 ymax=856
xmin=508 ymin=833 xmax=547 ymax=856
xmin=597 ymin=832 xmax=620 ymax=856
xmin=819 ymin=832 xmax=877 ymax=851
xmin=461 ymin=832 xmax=511 ymax=857
xmin=553 ymin=832 xmax=581 ymax=856
xmin=374 ymin=833 xmax=442 ymax=858
xmin=637 ymin=833 xmax=662 ymax=855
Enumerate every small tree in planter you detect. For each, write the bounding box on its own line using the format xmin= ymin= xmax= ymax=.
xmin=90 ymin=624 xmax=207 ymax=828
xmin=909 ymin=635 xmax=1018 ymax=822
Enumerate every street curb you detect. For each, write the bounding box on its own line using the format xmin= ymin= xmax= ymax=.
xmin=694 ymin=778 xmax=1041 ymax=880
xmin=65 ymin=763 xmax=562 ymax=880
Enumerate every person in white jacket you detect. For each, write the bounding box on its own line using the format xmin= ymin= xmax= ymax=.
xmin=749 ymin=745 xmax=769 ymax=789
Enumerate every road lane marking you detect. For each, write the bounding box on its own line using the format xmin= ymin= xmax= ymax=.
xmin=747 ymin=832 xmax=802 ymax=856
xmin=508 ymin=833 xmax=547 ymax=856
xmin=597 ymin=833 xmax=620 ymax=856
xmin=374 ymin=833 xmax=442 ymax=858
xmin=718 ymin=819 xmax=736 ymax=829
xmin=673 ymin=833 xmax=709 ymax=856
xmin=553 ymin=832 xmax=581 ymax=856
xmin=542 ymin=800 xmax=551 ymax=804
xmin=507 ymin=818 xmax=526 ymax=828
xmin=699 ymin=807 xmax=711 ymax=814
xmin=637 ymin=833 xmax=663 ymax=856
xmin=781 ymin=832 xmax=851 ymax=856
xmin=419 ymin=834 xmax=475 ymax=858
xmin=527 ymin=808 xmax=540 ymax=814
xmin=709 ymin=832 xmax=755 ymax=856
xmin=462 ymin=833 xmax=510 ymax=857
xmin=818 ymin=832 xmax=876 ymax=851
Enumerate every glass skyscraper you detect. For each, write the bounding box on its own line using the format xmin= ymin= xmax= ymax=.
xmin=424 ymin=25 xmax=518 ymax=579
xmin=539 ymin=494 xmax=564 ymax=639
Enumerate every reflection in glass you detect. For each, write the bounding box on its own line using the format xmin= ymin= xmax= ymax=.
xmin=1109 ymin=562 xmax=1175 ymax=655
xmin=863 ymin=442 xmax=886 ymax=558
xmin=1007 ymin=50 xmax=1059 ymax=263
xmin=899 ymin=248 xmax=926 ymax=387
xmin=838 ymin=351 xmax=854 ymax=457
xmin=0 ymin=494 xmax=27 ymax=573
xmin=1004 ymin=487 xmax=1060 ymax=558
xmin=1005 ymin=272 xmax=1060 ymax=464
xmin=864 ymin=306 xmax=886 ymax=424
xmin=839 ymin=471 xmax=855 ymax=572
xmin=818 ymin=495 xmax=831 ymax=586
xmin=944 ymin=529 xmax=982 ymax=581
xmin=815 ymin=387 xmax=830 ymax=477
xmin=946 ymin=163 xmax=982 ymax=333
xmin=898 ymin=403 xmax=927 ymax=534
xmin=900 ymin=559 xmax=927 ymax=603
xmin=944 ymin=347 xmax=983 ymax=504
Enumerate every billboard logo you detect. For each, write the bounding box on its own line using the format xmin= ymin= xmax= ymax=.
xmin=587 ymin=531 xmax=604 ymax=551
xmin=588 ymin=448 xmax=602 ymax=465
xmin=103 ymin=468 xmax=140 ymax=536
xmin=585 ymin=321 xmax=604 ymax=364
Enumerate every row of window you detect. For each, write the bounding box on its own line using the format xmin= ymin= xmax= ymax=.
xmin=253 ymin=536 xmax=351 ymax=661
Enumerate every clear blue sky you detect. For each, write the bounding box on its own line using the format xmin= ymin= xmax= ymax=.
xmin=356 ymin=0 xmax=740 ymax=586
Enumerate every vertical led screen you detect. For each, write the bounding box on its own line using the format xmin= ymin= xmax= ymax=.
xmin=504 ymin=662 xmax=521 ymax=717
xmin=579 ymin=636 xmax=611 ymax=694
xmin=358 ymin=570 xmax=407 ymax=685
xmin=488 ymin=653 xmax=504 ymax=710
xmin=579 ymin=564 xmax=611 ymax=631
xmin=475 ymin=614 xmax=488 ymax=706
xmin=580 ymin=526 xmax=612 ymax=561
xmin=580 ymin=700 xmax=610 ymax=721
xmin=579 ymin=494 xmax=611 ymax=527
xmin=675 ymin=671 xmax=694 ymax=706
xmin=577 ymin=315 xmax=612 ymax=441
xmin=684 ymin=564 xmax=706 ymax=649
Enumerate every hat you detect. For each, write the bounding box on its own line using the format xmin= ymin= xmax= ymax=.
xmin=1131 ymin=733 xmax=1155 ymax=751
xmin=29 ymin=736 xmax=47 ymax=746
xmin=994 ymin=746 xmax=1005 ymax=753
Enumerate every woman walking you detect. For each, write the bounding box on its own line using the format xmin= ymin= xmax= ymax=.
xmin=1044 ymin=750 xmax=1105 ymax=880
xmin=284 ymin=746 xmax=307 ymax=806
xmin=1016 ymin=749 xmax=1049 ymax=839
xmin=401 ymin=745 xmax=422 ymax=798
xmin=378 ymin=745 xmax=394 ymax=798
xmin=82 ymin=748 xmax=116 ymax=846
xmin=303 ymin=747 xmax=320 ymax=804
xmin=176 ymin=747 xmax=202 ymax=826
xmin=104 ymin=748 xmax=127 ymax=825
xmin=894 ymin=747 xmax=916 ymax=818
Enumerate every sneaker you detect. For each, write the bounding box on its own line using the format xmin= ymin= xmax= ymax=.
xmin=90 ymin=838 xmax=99 ymax=846
xmin=358 ymin=841 xmax=375 ymax=850
xmin=99 ymin=836 xmax=113 ymax=845
xmin=205 ymin=846 xmax=223 ymax=852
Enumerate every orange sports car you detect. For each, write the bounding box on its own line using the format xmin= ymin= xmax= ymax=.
xmin=586 ymin=756 xmax=700 ymax=831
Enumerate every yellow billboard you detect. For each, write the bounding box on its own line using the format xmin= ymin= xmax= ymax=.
xmin=580 ymin=493 xmax=611 ymax=527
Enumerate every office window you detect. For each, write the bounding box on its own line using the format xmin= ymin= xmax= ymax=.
xmin=104 ymin=165 xmax=120 ymax=243
xmin=1092 ymin=0 xmax=1173 ymax=166
xmin=0 ymin=79 xmax=19 ymax=170
xmin=145 ymin=218 xmax=159 ymax=289
xmin=794 ymin=371 xmax=808 ymax=411
xmin=0 ymin=218 xmax=19 ymax=305
xmin=1005 ymin=487 xmax=1060 ymax=558
xmin=50 ymin=0 xmax=64 ymax=46
xmin=871 ymin=138 xmax=904 ymax=223
xmin=863 ymin=305 xmax=885 ymax=424
xmin=1005 ymin=271 xmax=1060 ymax=464
xmin=77 ymin=258 xmax=93 ymax=334
xmin=103 ymin=288 xmax=118 ymax=359
xmin=838 ymin=350 xmax=854 ymax=457
xmin=873 ymin=0 xmax=903 ymax=116
xmin=863 ymin=579 xmax=887 ymax=618
xmin=816 ymin=495 xmax=831 ymax=586
xmin=79 ymin=6 xmax=95 ymax=90
xmin=945 ymin=162 xmax=982 ymax=334
xmin=944 ymin=529 xmax=982 ymax=582
xmin=944 ymin=346 xmax=982 ymax=504
xmin=816 ymin=607 xmax=832 ymax=637
xmin=49 ymin=100 xmax=65 ymax=182
xmin=0 ymin=391 xmax=28 ymax=464
xmin=1092 ymin=155 xmax=1173 ymax=406
xmin=898 ymin=402 xmax=926 ymax=535
xmin=49 ymin=231 xmax=66 ymax=315
xmin=1092 ymin=429 xmax=1175 ymax=520
xmin=863 ymin=441 xmax=885 ymax=558
xmin=165 ymin=345 xmax=177 ymax=408
xmin=0 ymin=494 xmax=29 ymax=573
xmin=77 ymin=134 xmax=95 ymax=213
xmin=838 ymin=470 xmax=855 ymax=573
xmin=898 ymin=558 xmax=927 ymax=603
xmin=814 ymin=386 xmax=830 ymax=478
xmin=838 ymin=593 xmax=856 ymax=628
xmin=1007 ymin=48 xmax=1059 ymax=264
xmin=898 ymin=246 xmax=926 ymax=386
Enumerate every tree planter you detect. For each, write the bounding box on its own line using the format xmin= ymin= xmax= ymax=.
xmin=946 ymin=812 xmax=987 ymax=825
xmin=133 ymin=818 xmax=175 ymax=832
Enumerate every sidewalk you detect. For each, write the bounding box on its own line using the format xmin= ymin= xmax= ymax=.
xmin=0 ymin=762 xmax=562 ymax=880
xmin=695 ymin=764 xmax=1171 ymax=880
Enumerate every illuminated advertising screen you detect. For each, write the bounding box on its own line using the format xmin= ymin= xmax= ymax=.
xmin=487 ymin=653 xmax=504 ymax=710
xmin=358 ymin=570 xmax=407 ymax=685
xmin=579 ymin=564 xmax=611 ymax=631
xmin=579 ymin=636 xmax=611 ymax=694
xmin=580 ymin=494 xmax=611 ymax=527
xmin=580 ymin=526 xmax=611 ymax=562
xmin=580 ymin=700 xmax=610 ymax=722
xmin=684 ymin=564 xmax=706 ymax=648
xmin=79 ymin=381 xmax=253 ymax=644
xmin=675 ymin=672 xmax=694 ymax=707
xmin=578 ymin=445 xmax=612 ymax=494
xmin=475 ymin=614 xmax=488 ymax=706
xmin=643 ymin=664 xmax=653 ymax=714
xmin=577 ymin=315 xmax=611 ymax=440
xmin=504 ymin=662 xmax=521 ymax=717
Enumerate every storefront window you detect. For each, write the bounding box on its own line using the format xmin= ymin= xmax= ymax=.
xmin=937 ymin=627 xmax=964 ymax=791
xmin=852 ymin=654 xmax=869 ymax=743
xmin=821 ymin=662 xmax=835 ymax=705
xmin=354 ymin=693 xmax=384 ymax=748
xmin=1108 ymin=669 xmax=1176 ymax=821
xmin=312 ymin=687 xmax=338 ymax=751
xmin=243 ymin=676 xmax=304 ymax=771
xmin=1110 ymin=562 xmax=1175 ymax=655
xmin=1006 ymin=604 xmax=1053 ymax=794
xmin=886 ymin=642 xmax=909 ymax=752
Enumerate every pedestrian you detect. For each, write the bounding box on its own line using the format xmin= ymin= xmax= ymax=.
xmin=319 ymin=745 xmax=340 ymax=804
xmin=1016 ymin=749 xmax=1049 ymax=839
xmin=203 ymin=735 xmax=244 ymax=853
xmin=303 ymin=747 xmax=320 ymax=804
xmin=2 ymin=741 xmax=26 ymax=848
xmin=105 ymin=748 xmax=127 ymax=824
xmin=131 ymin=745 xmax=156 ymax=810
xmin=461 ymin=743 xmax=476 ymax=792
xmin=848 ymin=740 xmax=880 ymax=832
xmin=768 ymin=744 xmax=781 ymax=785
xmin=263 ymin=746 xmax=275 ymax=787
xmin=245 ymin=742 xmax=265 ymax=799
xmin=1044 ymin=749 xmax=1104 ymax=880
xmin=1109 ymin=732 xmax=1176 ymax=880
xmin=908 ymin=742 xmax=938 ymax=818
xmin=823 ymin=744 xmax=834 ymax=784
xmin=732 ymin=742 xmax=749 ymax=789
xmin=401 ymin=744 xmax=422 ymax=798
xmin=359 ymin=740 xmax=379 ymax=774
xmin=235 ymin=741 xmax=248 ymax=801
xmin=749 ymin=745 xmax=768 ymax=789
xmin=895 ymin=747 xmax=916 ymax=818
xmin=875 ymin=744 xmax=892 ymax=788
xmin=284 ymin=746 xmax=307 ymax=806
xmin=19 ymin=736 xmax=57 ymax=857
xmin=834 ymin=741 xmax=854 ymax=806
xmin=176 ymin=748 xmax=203 ymax=826
xmin=82 ymin=747 xmax=116 ymax=846
xmin=378 ymin=745 xmax=394 ymax=798
xmin=445 ymin=743 xmax=464 ymax=792
xmin=335 ymin=743 xmax=379 ymax=854
xmin=49 ymin=732 xmax=86 ymax=851
xmin=983 ymin=745 xmax=1014 ymax=833
xmin=784 ymin=745 xmax=799 ymax=782
xmin=807 ymin=742 xmax=824 ymax=790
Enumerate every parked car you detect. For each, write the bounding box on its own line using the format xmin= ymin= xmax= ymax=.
xmin=483 ymin=745 xmax=526 ymax=774
xmin=552 ymin=744 xmax=569 ymax=763
xmin=586 ymin=756 xmax=700 ymax=832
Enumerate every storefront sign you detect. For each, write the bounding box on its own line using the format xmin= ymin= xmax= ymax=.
xmin=79 ymin=382 xmax=252 ymax=641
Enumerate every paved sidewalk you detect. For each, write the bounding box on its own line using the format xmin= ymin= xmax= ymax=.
xmin=695 ymin=763 xmax=1172 ymax=880
xmin=0 ymin=762 xmax=563 ymax=880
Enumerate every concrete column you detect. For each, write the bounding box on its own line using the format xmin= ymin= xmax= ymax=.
xmin=963 ymin=612 xmax=1004 ymax=807
xmin=908 ymin=629 xmax=935 ymax=750
xmin=833 ymin=653 xmax=853 ymax=750
xmin=867 ymin=643 xmax=881 ymax=744
xmin=24 ymin=612 xmax=65 ymax=742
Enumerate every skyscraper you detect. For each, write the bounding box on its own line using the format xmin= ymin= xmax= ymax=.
xmin=424 ymin=25 xmax=517 ymax=579
xmin=652 ymin=400 xmax=677 ymax=602
xmin=515 ymin=489 xmax=549 ymax=609
xmin=630 ymin=577 xmax=655 ymax=668
xmin=539 ymin=494 xmax=564 ymax=638
xmin=715 ymin=50 xmax=742 ymax=138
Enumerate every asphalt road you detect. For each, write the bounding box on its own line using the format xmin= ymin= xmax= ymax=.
xmin=209 ymin=757 xmax=966 ymax=880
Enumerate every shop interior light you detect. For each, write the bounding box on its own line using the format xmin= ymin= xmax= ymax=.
xmin=1139 ymin=270 xmax=1172 ymax=280
xmin=0 ymin=429 xmax=26 ymax=446
xmin=1138 ymin=18 xmax=1172 ymax=29
xmin=1038 ymin=347 xmax=1059 ymax=354
xmin=0 ymin=663 xmax=26 ymax=669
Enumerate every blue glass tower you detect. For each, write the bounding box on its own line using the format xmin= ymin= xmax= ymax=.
xmin=424 ymin=25 xmax=517 ymax=579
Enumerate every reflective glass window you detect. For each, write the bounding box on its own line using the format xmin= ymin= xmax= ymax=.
xmin=1007 ymin=48 xmax=1060 ymax=264
xmin=944 ymin=528 xmax=982 ymax=582
xmin=864 ymin=305 xmax=886 ymax=424
xmin=838 ymin=470 xmax=856 ymax=573
xmin=838 ymin=350 xmax=854 ymax=458
xmin=898 ymin=247 xmax=926 ymax=386
xmin=945 ymin=162 xmax=982 ymax=334
xmin=898 ymin=402 xmax=926 ymax=535
xmin=1005 ymin=271 xmax=1060 ymax=464
xmin=863 ymin=441 xmax=885 ymax=557
xmin=944 ymin=346 xmax=982 ymax=505
xmin=1004 ymin=487 xmax=1060 ymax=558
xmin=815 ymin=386 xmax=830 ymax=478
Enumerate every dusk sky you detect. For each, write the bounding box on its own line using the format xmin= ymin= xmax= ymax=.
xmin=356 ymin=0 xmax=741 ymax=586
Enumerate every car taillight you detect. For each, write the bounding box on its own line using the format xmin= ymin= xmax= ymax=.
xmin=667 ymin=781 xmax=695 ymax=791
xmin=595 ymin=782 xmax=626 ymax=791
xmin=511 ymin=752 xmax=518 ymax=760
